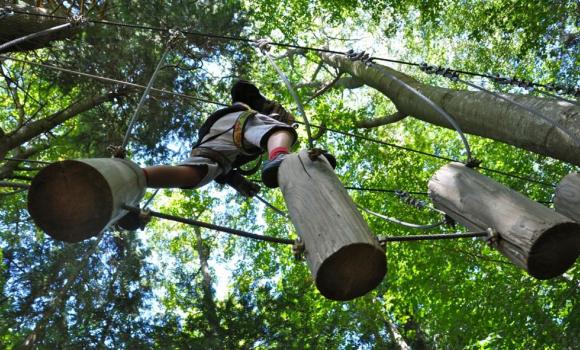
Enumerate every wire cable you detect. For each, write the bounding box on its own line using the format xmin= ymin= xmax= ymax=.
xmin=371 ymin=63 xmax=472 ymax=161
xmin=359 ymin=205 xmax=444 ymax=229
xmin=122 ymin=204 xmax=295 ymax=244
xmin=0 ymin=22 xmax=73 ymax=53
xmin=121 ymin=41 xmax=174 ymax=148
xmin=379 ymin=231 xmax=488 ymax=242
xmin=0 ymin=57 xmax=556 ymax=187
xmin=8 ymin=8 xmax=576 ymax=95
xmin=457 ymin=77 xmax=580 ymax=148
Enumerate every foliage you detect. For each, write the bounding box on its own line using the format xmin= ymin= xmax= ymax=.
xmin=0 ymin=0 xmax=578 ymax=349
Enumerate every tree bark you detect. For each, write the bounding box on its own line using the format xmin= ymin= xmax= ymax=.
xmin=554 ymin=173 xmax=580 ymax=223
xmin=428 ymin=162 xmax=580 ymax=279
xmin=321 ymin=53 xmax=580 ymax=166
xmin=279 ymin=150 xmax=386 ymax=300
xmin=0 ymin=2 xmax=78 ymax=53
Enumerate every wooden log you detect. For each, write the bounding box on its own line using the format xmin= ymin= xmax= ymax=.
xmin=428 ymin=162 xmax=580 ymax=279
xmin=28 ymin=158 xmax=146 ymax=243
xmin=554 ymin=173 xmax=580 ymax=223
xmin=279 ymin=150 xmax=386 ymax=300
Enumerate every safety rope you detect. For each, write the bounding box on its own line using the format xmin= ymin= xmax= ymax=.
xmin=120 ymin=30 xmax=183 ymax=149
xmin=255 ymin=39 xmax=315 ymax=149
xmin=8 ymin=8 xmax=577 ymax=97
xmin=0 ymin=15 xmax=87 ymax=53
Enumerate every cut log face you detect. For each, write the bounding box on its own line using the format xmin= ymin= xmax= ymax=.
xmin=555 ymin=173 xmax=580 ymax=223
xmin=428 ymin=162 xmax=580 ymax=279
xmin=28 ymin=158 xmax=146 ymax=243
xmin=279 ymin=150 xmax=386 ymax=300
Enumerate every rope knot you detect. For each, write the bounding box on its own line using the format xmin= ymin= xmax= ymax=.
xmin=254 ymin=38 xmax=271 ymax=53
xmin=107 ymin=145 xmax=126 ymax=159
xmin=68 ymin=15 xmax=88 ymax=27
xmin=292 ymin=238 xmax=305 ymax=260
xmin=168 ymin=28 xmax=186 ymax=48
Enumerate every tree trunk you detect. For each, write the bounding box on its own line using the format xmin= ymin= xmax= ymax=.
xmin=384 ymin=314 xmax=411 ymax=350
xmin=193 ymin=227 xmax=223 ymax=341
xmin=0 ymin=2 xmax=78 ymax=53
xmin=0 ymin=91 xmax=124 ymax=161
xmin=321 ymin=53 xmax=580 ymax=166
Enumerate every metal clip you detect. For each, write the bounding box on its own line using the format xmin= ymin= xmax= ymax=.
xmin=485 ymin=227 xmax=500 ymax=247
xmin=107 ymin=145 xmax=126 ymax=159
xmin=292 ymin=238 xmax=305 ymax=260
xmin=254 ymin=38 xmax=271 ymax=53
xmin=68 ymin=15 xmax=88 ymax=28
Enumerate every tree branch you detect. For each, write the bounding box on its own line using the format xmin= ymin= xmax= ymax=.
xmin=0 ymin=90 xmax=125 ymax=159
xmin=357 ymin=111 xmax=407 ymax=128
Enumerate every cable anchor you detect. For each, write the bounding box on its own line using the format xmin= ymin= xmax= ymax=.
xmin=292 ymin=238 xmax=305 ymax=260
xmin=68 ymin=14 xmax=88 ymax=28
xmin=485 ymin=227 xmax=500 ymax=247
xmin=107 ymin=145 xmax=126 ymax=159
xmin=254 ymin=38 xmax=271 ymax=53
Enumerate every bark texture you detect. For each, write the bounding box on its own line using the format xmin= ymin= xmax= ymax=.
xmin=321 ymin=53 xmax=580 ymax=166
xmin=554 ymin=173 xmax=580 ymax=223
xmin=279 ymin=150 xmax=386 ymax=300
xmin=429 ymin=162 xmax=580 ymax=279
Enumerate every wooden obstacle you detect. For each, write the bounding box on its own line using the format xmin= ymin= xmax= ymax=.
xmin=429 ymin=162 xmax=580 ymax=279
xmin=28 ymin=158 xmax=146 ymax=243
xmin=554 ymin=173 xmax=580 ymax=223
xmin=279 ymin=150 xmax=386 ymax=300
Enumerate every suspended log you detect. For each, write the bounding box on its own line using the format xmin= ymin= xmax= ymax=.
xmin=554 ymin=173 xmax=580 ymax=223
xmin=428 ymin=162 xmax=580 ymax=279
xmin=279 ymin=150 xmax=386 ymax=300
xmin=28 ymin=158 xmax=146 ymax=243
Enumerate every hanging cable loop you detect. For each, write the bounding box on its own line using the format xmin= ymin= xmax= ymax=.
xmin=359 ymin=205 xmax=444 ymax=229
xmin=254 ymin=38 xmax=315 ymax=149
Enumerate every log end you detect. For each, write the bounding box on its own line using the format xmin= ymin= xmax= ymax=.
xmin=315 ymin=243 xmax=386 ymax=301
xmin=527 ymin=222 xmax=580 ymax=279
xmin=28 ymin=160 xmax=113 ymax=243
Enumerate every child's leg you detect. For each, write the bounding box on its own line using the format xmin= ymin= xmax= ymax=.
xmin=266 ymin=130 xmax=294 ymax=158
xmin=143 ymin=165 xmax=208 ymax=188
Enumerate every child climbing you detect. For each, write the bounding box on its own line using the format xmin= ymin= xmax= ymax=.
xmin=143 ymin=80 xmax=298 ymax=194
